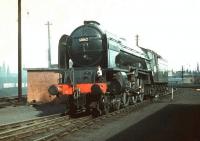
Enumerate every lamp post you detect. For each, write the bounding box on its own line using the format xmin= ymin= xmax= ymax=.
xmin=18 ymin=0 xmax=22 ymax=100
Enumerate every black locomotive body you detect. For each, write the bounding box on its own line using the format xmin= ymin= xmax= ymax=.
xmin=49 ymin=21 xmax=168 ymax=116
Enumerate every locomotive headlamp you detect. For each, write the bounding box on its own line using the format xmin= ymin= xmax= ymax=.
xmin=97 ymin=66 xmax=102 ymax=77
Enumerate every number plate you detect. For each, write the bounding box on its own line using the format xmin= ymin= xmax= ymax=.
xmin=79 ymin=37 xmax=88 ymax=42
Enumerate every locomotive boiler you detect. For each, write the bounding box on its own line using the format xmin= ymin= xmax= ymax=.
xmin=48 ymin=21 xmax=168 ymax=116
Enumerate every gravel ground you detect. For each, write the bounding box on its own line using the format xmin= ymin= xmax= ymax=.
xmin=63 ymin=88 xmax=200 ymax=141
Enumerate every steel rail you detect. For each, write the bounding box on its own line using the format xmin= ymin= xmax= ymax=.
xmin=0 ymin=90 xmax=177 ymax=141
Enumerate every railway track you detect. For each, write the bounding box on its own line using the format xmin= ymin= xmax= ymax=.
xmin=0 ymin=90 xmax=176 ymax=141
xmin=0 ymin=114 xmax=62 ymax=133
xmin=0 ymin=96 xmax=25 ymax=102
xmin=0 ymin=96 xmax=26 ymax=108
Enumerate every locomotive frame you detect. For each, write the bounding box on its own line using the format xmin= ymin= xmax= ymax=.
xmin=48 ymin=21 xmax=168 ymax=116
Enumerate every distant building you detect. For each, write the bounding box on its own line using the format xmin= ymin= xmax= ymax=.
xmin=0 ymin=63 xmax=27 ymax=90
xmin=168 ymin=70 xmax=200 ymax=85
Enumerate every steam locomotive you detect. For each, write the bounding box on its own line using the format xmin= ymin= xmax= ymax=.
xmin=48 ymin=21 xmax=168 ymax=116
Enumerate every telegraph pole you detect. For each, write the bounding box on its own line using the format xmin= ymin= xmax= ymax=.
xmin=181 ymin=65 xmax=184 ymax=82
xmin=18 ymin=0 xmax=22 ymax=100
xmin=45 ymin=21 xmax=52 ymax=68
xmin=136 ymin=34 xmax=139 ymax=47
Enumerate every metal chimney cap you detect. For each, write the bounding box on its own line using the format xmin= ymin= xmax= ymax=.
xmin=84 ymin=21 xmax=100 ymax=25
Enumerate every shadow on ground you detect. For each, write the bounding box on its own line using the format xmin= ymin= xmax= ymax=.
xmin=107 ymin=104 xmax=200 ymax=141
xmin=31 ymin=103 xmax=67 ymax=116
xmin=30 ymin=95 xmax=69 ymax=117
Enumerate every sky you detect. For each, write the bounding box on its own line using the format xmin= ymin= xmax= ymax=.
xmin=0 ymin=0 xmax=200 ymax=72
